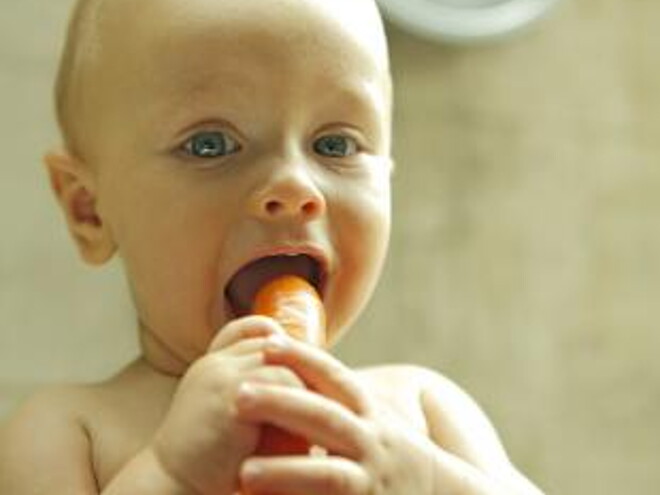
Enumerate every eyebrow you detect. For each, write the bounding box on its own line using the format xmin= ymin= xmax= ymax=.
xmin=147 ymin=70 xmax=259 ymax=140
xmin=322 ymin=80 xmax=390 ymax=139
xmin=148 ymin=72 xmax=389 ymax=147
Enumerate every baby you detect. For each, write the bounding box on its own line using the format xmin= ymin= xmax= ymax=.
xmin=1 ymin=0 xmax=544 ymax=493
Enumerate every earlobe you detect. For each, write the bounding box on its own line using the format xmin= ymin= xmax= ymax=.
xmin=43 ymin=149 xmax=117 ymax=265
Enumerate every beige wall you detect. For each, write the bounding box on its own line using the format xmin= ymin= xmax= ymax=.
xmin=2 ymin=1 xmax=659 ymax=494
xmin=0 ymin=0 xmax=141 ymax=408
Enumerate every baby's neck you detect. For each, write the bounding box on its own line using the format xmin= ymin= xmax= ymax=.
xmin=137 ymin=324 xmax=193 ymax=377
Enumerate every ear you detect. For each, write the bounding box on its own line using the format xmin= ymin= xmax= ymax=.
xmin=44 ymin=149 xmax=117 ymax=265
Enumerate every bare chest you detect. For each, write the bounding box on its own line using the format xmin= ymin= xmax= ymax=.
xmin=88 ymin=394 xmax=168 ymax=490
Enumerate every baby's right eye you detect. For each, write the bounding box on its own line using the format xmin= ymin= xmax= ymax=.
xmin=182 ymin=131 xmax=241 ymax=159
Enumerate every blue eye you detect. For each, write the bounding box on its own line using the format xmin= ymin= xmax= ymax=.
xmin=313 ymin=135 xmax=358 ymax=158
xmin=183 ymin=131 xmax=240 ymax=158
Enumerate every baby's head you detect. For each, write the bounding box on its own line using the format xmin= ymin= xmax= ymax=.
xmin=46 ymin=0 xmax=393 ymax=374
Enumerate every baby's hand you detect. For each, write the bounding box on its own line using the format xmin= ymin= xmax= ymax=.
xmin=149 ymin=317 xmax=305 ymax=495
xmin=236 ymin=338 xmax=535 ymax=495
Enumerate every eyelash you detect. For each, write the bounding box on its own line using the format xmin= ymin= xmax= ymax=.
xmin=312 ymin=134 xmax=360 ymax=158
xmin=177 ymin=130 xmax=363 ymax=164
xmin=181 ymin=131 xmax=241 ymax=160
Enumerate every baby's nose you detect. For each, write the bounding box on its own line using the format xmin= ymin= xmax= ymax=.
xmin=249 ymin=167 xmax=326 ymax=222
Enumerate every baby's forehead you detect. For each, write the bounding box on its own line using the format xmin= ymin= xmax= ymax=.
xmin=100 ymin=0 xmax=387 ymax=89
xmin=88 ymin=0 xmax=384 ymax=41
xmin=59 ymin=0 xmax=389 ymax=154
xmin=89 ymin=0 xmax=388 ymax=101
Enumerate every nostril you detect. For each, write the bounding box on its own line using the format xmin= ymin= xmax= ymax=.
xmin=302 ymin=201 xmax=318 ymax=216
xmin=265 ymin=200 xmax=283 ymax=215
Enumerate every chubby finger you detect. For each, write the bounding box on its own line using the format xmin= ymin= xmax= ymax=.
xmin=241 ymin=456 xmax=370 ymax=495
xmin=243 ymin=365 xmax=307 ymax=391
xmin=236 ymin=383 xmax=367 ymax=458
xmin=208 ymin=315 xmax=285 ymax=353
xmin=216 ymin=336 xmax=276 ymax=359
xmin=263 ymin=337 xmax=373 ymax=416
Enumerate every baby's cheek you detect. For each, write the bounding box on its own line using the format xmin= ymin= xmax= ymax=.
xmin=326 ymin=204 xmax=389 ymax=339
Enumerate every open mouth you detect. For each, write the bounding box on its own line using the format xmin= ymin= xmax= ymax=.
xmin=225 ymin=254 xmax=325 ymax=317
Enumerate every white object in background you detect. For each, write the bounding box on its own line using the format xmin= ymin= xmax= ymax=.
xmin=376 ymin=0 xmax=560 ymax=44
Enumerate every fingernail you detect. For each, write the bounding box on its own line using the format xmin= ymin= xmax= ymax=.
xmin=266 ymin=334 xmax=289 ymax=352
xmin=242 ymin=460 xmax=262 ymax=480
xmin=237 ymin=383 xmax=257 ymax=406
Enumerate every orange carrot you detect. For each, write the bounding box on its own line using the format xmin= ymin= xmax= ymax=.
xmin=241 ymin=275 xmax=326 ymax=494
xmin=252 ymin=275 xmax=325 ymax=346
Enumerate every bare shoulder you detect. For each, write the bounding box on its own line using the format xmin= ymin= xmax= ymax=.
xmin=355 ymin=364 xmax=543 ymax=493
xmin=353 ymin=364 xmax=431 ymax=433
xmin=0 ymin=360 xmax=178 ymax=493
xmin=0 ymin=384 xmax=100 ymax=494
xmin=354 ymin=363 xmax=489 ymax=421
xmin=355 ymin=364 xmax=503 ymax=440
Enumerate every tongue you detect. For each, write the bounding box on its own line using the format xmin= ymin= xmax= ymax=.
xmin=226 ymin=255 xmax=317 ymax=317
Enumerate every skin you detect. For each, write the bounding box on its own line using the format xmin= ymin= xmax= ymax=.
xmin=0 ymin=0 xmax=545 ymax=494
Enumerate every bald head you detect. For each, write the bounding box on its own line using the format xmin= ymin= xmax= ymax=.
xmin=54 ymin=0 xmax=106 ymax=156
xmin=54 ymin=0 xmax=391 ymax=159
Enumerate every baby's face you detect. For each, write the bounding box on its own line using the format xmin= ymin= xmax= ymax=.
xmin=79 ymin=0 xmax=392 ymax=371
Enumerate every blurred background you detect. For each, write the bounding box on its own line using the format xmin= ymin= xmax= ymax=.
xmin=1 ymin=0 xmax=659 ymax=493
